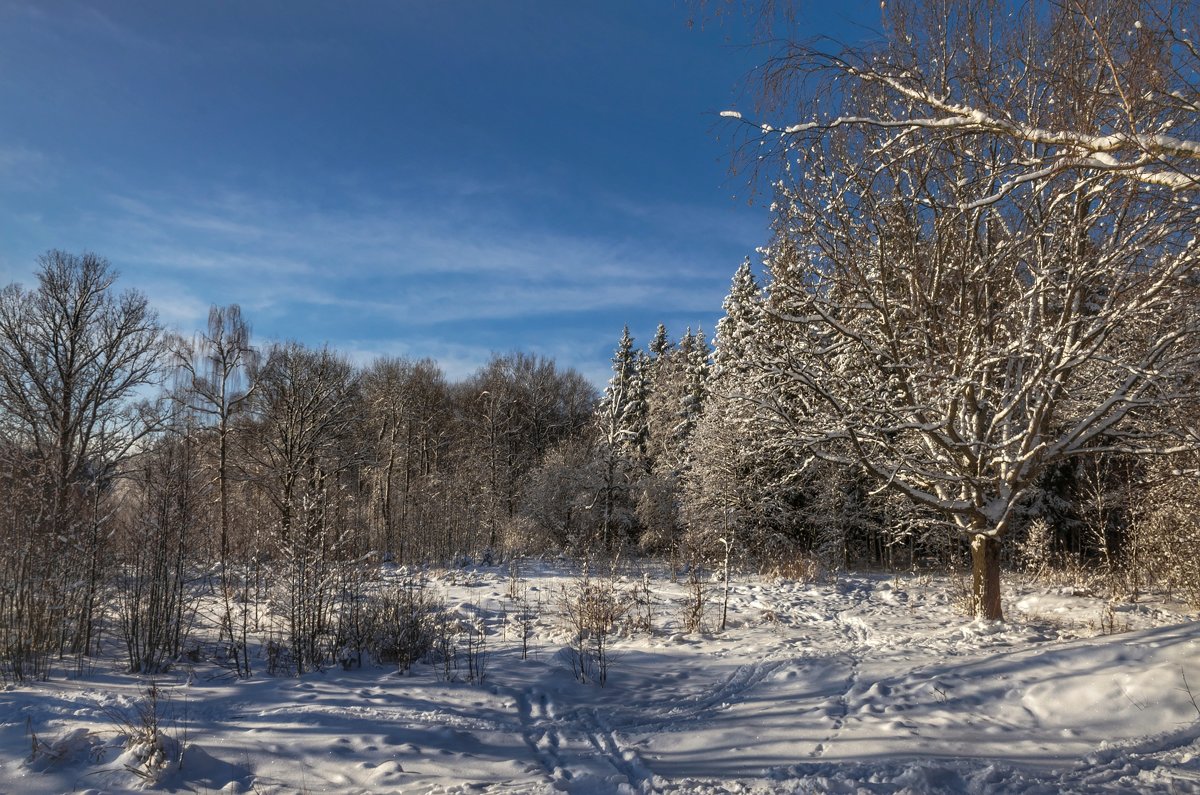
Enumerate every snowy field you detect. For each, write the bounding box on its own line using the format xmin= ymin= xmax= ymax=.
xmin=3 ymin=561 xmax=1200 ymax=794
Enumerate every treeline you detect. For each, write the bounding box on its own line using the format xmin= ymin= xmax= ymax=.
xmin=0 ymin=251 xmax=607 ymax=679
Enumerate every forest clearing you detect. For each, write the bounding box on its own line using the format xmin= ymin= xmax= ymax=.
xmin=2 ymin=561 xmax=1198 ymax=794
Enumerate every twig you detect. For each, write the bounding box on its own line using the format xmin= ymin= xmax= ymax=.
xmin=1181 ymin=666 xmax=1200 ymax=720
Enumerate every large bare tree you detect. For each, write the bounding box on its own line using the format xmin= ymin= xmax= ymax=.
xmin=0 ymin=251 xmax=164 ymax=657
xmin=723 ymin=0 xmax=1200 ymax=619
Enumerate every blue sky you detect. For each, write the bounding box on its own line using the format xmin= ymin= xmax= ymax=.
xmin=0 ymin=1 xmax=877 ymax=385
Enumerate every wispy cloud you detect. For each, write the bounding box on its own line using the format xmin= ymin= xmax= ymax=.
xmin=3 ymin=176 xmax=753 ymax=384
xmin=92 ymin=184 xmax=742 ymax=323
xmin=0 ymin=144 xmax=56 ymax=192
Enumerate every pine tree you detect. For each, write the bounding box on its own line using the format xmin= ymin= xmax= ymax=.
xmin=596 ymin=326 xmax=648 ymax=462
xmin=649 ymin=323 xmax=672 ymax=361
xmin=713 ymin=259 xmax=759 ymax=379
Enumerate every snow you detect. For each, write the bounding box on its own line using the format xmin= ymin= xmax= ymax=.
xmin=2 ymin=563 xmax=1199 ymax=794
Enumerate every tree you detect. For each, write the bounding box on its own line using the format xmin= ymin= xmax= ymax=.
xmin=519 ymin=434 xmax=601 ymax=553
xmin=361 ymin=357 xmax=451 ymax=562
xmin=116 ymin=423 xmax=199 ymax=674
xmin=460 ymin=352 xmax=595 ymax=554
xmin=175 ymin=305 xmax=258 ymax=675
xmin=636 ymin=327 xmax=712 ymax=555
xmin=176 ymin=305 xmax=258 ymax=567
xmin=0 ymin=252 xmax=164 ymax=518
xmin=722 ymin=0 xmax=1200 ymax=619
xmin=673 ymin=328 xmax=711 ymax=465
xmin=643 ymin=324 xmax=676 ymax=470
xmin=594 ymin=327 xmax=649 ymax=550
xmin=0 ymin=251 xmax=164 ymax=657
xmin=598 ymin=327 xmax=649 ymax=463
xmin=247 ymin=342 xmax=363 ymax=673
xmin=683 ymin=262 xmax=809 ymax=565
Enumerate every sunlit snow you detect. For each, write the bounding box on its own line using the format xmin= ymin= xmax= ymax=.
xmin=2 ymin=562 xmax=1198 ymax=793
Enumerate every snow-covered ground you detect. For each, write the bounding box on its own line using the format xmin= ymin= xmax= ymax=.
xmin=3 ymin=562 xmax=1199 ymax=794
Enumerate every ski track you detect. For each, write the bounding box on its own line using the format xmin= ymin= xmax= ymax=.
xmin=518 ymin=688 xmax=570 ymax=787
xmin=615 ymin=654 xmax=797 ymax=734
xmin=808 ymin=584 xmax=871 ymax=758
xmin=515 ymin=686 xmax=657 ymax=793
xmin=619 ymin=579 xmax=882 ymax=758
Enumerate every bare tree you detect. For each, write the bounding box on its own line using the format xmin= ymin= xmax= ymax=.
xmin=247 ymin=342 xmax=364 ymax=673
xmin=362 ymin=357 xmax=450 ymax=562
xmin=0 ymin=251 xmax=164 ymax=658
xmin=722 ymin=0 xmax=1200 ymax=619
xmin=115 ymin=425 xmax=198 ymax=674
xmin=462 ymin=353 xmax=596 ymax=555
xmin=177 ymin=305 xmax=257 ymax=568
xmin=175 ymin=305 xmax=258 ymax=675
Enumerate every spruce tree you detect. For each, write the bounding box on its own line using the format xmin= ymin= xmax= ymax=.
xmin=593 ymin=326 xmax=649 ymax=550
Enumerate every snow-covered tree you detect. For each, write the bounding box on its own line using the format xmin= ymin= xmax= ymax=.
xmin=724 ymin=0 xmax=1200 ymax=619
xmin=673 ymin=329 xmax=711 ymax=464
xmin=597 ymin=326 xmax=649 ymax=463
xmin=649 ymin=323 xmax=672 ymax=362
xmin=683 ymin=264 xmax=807 ymax=564
xmin=592 ymin=327 xmax=648 ymax=550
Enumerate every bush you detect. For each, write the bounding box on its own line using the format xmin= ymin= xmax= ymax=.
xmin=560 ymin=567 xmax=627 ymax=686
xmin=368 ymin=581 xmax=446 ymax=673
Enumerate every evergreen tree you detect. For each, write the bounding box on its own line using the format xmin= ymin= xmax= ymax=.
xmin=682 ymin=262 xmax=809 ymax=564
xmin=713 ymin=260 xmax=758 ymax=379
xmin=593 ymin=326 xmax=649 ymax=550
xmin=596 ymin=326 xmax=648 ymax=463
xmin=673 ymin=328 xmax=710 ymax=468
xmin=649 ymin=323 xmax=672 ymax=361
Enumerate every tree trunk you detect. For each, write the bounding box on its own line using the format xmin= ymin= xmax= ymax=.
xmin=970 ymin=534 xmax=1003 ymax=621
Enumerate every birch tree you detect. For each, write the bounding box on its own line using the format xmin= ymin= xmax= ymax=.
xmin=723 ymin=0 xmax=1200 ymax=619
xmin=177 ymin=305 xmax=257 ymax=568
xmin=175 ymin=305 xmax=257 ymax=674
